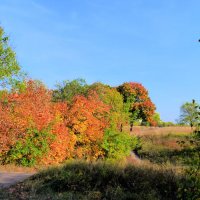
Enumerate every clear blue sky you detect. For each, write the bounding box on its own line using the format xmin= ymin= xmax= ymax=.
xmin=0 ymin=0 xmax=199 ymax=122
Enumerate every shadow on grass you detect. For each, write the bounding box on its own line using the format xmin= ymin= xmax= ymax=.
xmin=139 ymin=147 xmax=197 ymax=166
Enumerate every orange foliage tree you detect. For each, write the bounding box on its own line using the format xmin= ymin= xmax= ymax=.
xmin=0 ymin=80 xmax=73 ymax=166
xmin=0 ymin=81 xmax=111 ymax=166
xmin=117 ymin=82 xmax=156 ymax=128
xmin=89 ymin=82 xmax=129 ymax=131
xmin=66 ymin=92 xmax=110 ymax=160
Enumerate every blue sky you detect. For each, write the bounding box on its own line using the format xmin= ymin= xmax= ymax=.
xmin=0 ymin=0 xmax=199 ymax=122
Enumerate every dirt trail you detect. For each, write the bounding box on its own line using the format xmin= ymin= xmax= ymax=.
xmin=0 ymin=172 xmax=34 ymax=189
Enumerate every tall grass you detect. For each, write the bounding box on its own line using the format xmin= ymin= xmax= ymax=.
xmin=138 ymin=131 xmax=193 ymax=166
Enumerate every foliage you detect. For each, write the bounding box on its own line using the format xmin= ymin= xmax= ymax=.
xmin=1 ymin=79 xmax=144 ymax=166
xmin=89 ymin=82 xmax=129 ymax=131
xmin=0 ymin=26 xmax=25 ymax=89
xmin=5 ymin=128 xmax=54 ymax=167
xmin=66 ymin=91 xmax=110 ymax=160
xmin=0 ymin=80 xmax=73 ymax=166
xmin=52 ymin=78 xmax=89 ymax=103
xmin=102 ymin=129 xmax=141 ymax=160
xmin=152 ymin=112 xmax=162 ymax=125
xmin=117 ymin=82 xmax=156 ymax=127
xmin=178 ymin=100 xmax=200 ymax=127
xmin=159 ymin=121 xmax=176 ymax=127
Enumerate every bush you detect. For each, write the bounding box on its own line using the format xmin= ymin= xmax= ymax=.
xmin=4 ymin=128 xmax=54 ymax=166
xmin=102 ymin=129 xmax=141 ymax=160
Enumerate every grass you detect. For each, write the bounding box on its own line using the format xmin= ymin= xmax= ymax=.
xmin=0 ymin=164 xmax=37 ymax=173
xmin=128 ymin=126 xmax=191 ymax=136
xmin=137 ymin=131 xmax=194 ymax=166
xmin=0 ymin=160 xmax=184 ymax=200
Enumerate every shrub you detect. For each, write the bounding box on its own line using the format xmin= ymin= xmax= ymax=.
xmin=102 ymin=129 xmax=141 ymax=160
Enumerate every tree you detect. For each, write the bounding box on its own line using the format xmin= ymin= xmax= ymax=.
xmin=179 ymin=100 xmax=200 ymax=128
xmin=52 ymin=78 xmax=89 ymax=103
xmin=89 ymin=82 xmax=129 ymax=131
xmin=66 ymin=91 xmax=110 ymax=160
xmin=0 ymin=26 xmax=22 ymax=88
xmin=117 ymin=82 xmax=156 ymax=130
xmin=152 ymin=112 xmax=162 ymax=126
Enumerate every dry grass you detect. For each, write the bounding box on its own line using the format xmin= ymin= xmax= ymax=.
xmin=126 ymin=126 xmax=191 ymax=136
xmin=0 ymin=164 xmax=37 ymax=173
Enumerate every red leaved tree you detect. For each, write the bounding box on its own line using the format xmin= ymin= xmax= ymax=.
xmin=117 ymin=82 xmax=156 ymax=129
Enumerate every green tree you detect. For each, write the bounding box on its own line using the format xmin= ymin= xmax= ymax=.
xmin=52 ymin=78 xmax=89 ymax=103
xmin=179 ymin=100 xmax=200 ymax=128
xmin=0 ymin=26 xmax=21 ymax=89
xmin=89 ymin=82 xmax=129 ymax=131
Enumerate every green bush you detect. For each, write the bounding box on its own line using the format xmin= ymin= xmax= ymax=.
xmin=4 ymin=128 xmax=54 ymax=166
xmin=102 ymin=129 xmax=141 ymax=160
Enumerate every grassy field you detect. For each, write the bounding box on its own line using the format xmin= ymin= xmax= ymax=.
xmin=136 ymin=127 xmax=194 ymax=168
xmin=0 ymin=126 xmax=199 ymax=200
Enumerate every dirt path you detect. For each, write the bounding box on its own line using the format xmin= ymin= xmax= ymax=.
xmin=0 ymin=172 xmax=34 ymax=189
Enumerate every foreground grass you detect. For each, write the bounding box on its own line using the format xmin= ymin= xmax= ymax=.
xmin=0 ymin=160 xmax=186 ymax=200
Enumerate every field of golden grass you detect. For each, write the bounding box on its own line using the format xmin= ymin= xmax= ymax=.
xmin=126 ymin=126 xmax=192 ymax=136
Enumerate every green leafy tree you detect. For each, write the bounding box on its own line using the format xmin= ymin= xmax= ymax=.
xmin=89 ymin=82 xmax=129 ymax=131
xmin=0 ymin=26 xmax=22 ymax=89
xmin=52 ymin=78 xmax=89 ymax=103
xmin=179 ymin=100 xmax=200 ymax=128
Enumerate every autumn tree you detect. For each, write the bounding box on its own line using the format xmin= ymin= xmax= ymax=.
xmin=117 ymin=82 xmax=156 ymax=130
xmin=89 ymin=82 xmax=129 ymax=131
xmin=66 ymin=91 xmax=110 ymax=160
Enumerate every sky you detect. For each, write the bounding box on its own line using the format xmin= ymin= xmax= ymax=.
xmin=0 ymin=0 xmax=200 ymax=122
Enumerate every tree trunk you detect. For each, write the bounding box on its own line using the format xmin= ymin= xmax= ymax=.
xmin=130 ymin=123 xmax=133 ymax=132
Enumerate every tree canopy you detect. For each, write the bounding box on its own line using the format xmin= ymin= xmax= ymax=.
xmin=117 ymin=82 xmax=156 ymax=128
xmin=0 ymin=26 xmax=21 ymax=88
xmin=179 ymin=100 xmax=200 ymax=128
xmin=52 ymin=78 xmax=89 ymax=103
